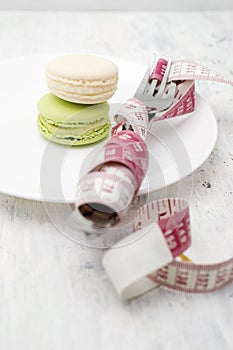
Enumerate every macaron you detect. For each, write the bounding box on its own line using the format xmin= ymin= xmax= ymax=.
xmin=46 ymin=54 xmax=118 ymax=104
xmin=37 ymin=93 xmax=111 ymax=146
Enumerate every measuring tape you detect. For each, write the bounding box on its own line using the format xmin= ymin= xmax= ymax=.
xmin=103 ymin=198 xmax=191 ymax=299
xmin=76 ymin=58 xmax=233 ymax=300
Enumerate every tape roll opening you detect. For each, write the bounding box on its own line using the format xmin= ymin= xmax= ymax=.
xmin=78 ymin=202 xmax=120 ymax=228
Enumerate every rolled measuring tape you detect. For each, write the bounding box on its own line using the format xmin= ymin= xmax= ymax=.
xmin=76 ymin=57 xmax=233 ymax=299
xmin=76 ymin=129 xmax=149 ymax=227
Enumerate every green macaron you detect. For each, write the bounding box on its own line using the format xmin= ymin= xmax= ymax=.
xmin=37 ymin=93 xmax=111 ymax=146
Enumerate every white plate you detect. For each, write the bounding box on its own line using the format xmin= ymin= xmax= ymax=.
xmin=0 ymin=54 xmax=217 ymax=203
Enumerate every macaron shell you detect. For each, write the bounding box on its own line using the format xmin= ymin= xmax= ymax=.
xmin=46 ymin=55 xmax=118 ymax=80
xmin=37 ymin=93 xmax=110 ymax=125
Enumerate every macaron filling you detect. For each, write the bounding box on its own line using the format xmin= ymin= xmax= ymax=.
xmin=38 ymin=114 xmax=110 ymax=144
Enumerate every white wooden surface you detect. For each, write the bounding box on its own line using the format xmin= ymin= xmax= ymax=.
xmin=2 ymin=0 xmax=233 ymax=11
xmin=0 ymin=11 xmax=233 ymax=350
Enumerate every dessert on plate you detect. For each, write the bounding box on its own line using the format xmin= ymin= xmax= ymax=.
xmin=37 ymin=54 xmax=118 ymax=145
xmin=46 ymin=54 xmax=118 ymax=104
xmin=37 ymin=93 xmax=110 ymax=146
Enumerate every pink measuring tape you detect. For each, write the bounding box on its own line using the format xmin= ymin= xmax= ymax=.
xmin=76 ymin=57 xmax=233 ymax=300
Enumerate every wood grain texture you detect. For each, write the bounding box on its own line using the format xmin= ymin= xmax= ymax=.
xmin=0 ymin=11 xmax=233 ymax=350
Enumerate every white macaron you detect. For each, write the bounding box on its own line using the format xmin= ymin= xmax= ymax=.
xmin=46 ymin=54 xmax=118 ymax=104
